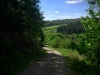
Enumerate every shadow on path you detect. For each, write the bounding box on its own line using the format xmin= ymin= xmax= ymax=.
xmin=18 ymin=47 xmax=70 ymax=75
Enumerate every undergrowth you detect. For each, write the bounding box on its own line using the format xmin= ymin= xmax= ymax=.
xmin=52 ymin=48 xmax=100 ymax=75
xmin=1 ymin=49 xmax=47 ymax=75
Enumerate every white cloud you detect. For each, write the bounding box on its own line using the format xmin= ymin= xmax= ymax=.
xmin=66 ymin=0 xmax=83 ymax=4
xmin=54 ymin=11 xmax=60 ymax=13
xmin=58 ymin=16 xmax=74 ymax=19
xmin=75 ymin=13 xmax=80 ymax=15
xmin=48 ymin=14 xmax=55 ymax=16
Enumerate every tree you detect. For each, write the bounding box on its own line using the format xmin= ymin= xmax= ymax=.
xmin=79 ymin=0 xmax=100 ymax=67
xmin=0 ymin=0 xmax=44 ymax=74
xmin=57 ymin=21 xmax=84 ymax=34
xmin=0 ymin=0 xmax=44 ymax=43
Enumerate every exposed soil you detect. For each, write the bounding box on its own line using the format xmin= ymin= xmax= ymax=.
xmin=18 ymin=47 xmax=70 ymax=75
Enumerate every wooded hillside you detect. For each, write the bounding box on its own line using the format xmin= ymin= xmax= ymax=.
xmin=57 ymin=20 xmax=85 ymax=34
xmin=0 ymin=0 xmax=44 ymax=75
xmin=44 ymin=18 xmax=80 ymax=26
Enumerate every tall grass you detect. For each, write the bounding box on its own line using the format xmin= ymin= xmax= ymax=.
xmin=53 ymin=48 xmax=100 ymax=75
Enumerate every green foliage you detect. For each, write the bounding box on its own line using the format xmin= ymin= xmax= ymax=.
xmin=68 ymin=41 xmax=77 ymax=49
xmin=57 ymin=21 xmax=85 ymax=34
xmin=0 ymin=0 xmax=45 ymax=75
xmin=1 ymin=49 xmax=46 ymax=75
xmin=43 ymin=25 xmax=61 ymax=33
xmin=52 ymin=47 xmax=100 ymax=75
xmin=44 ymin=18 xmax=80 ymax=26
xmin=45 ymin=33 xmax=64 ymax=44
xmin=0 ymin=0 xmax=44 ymax=43
xmin=45 ymin=33 xmax=71 ymax=48
xmin=0 ymin=33 xmax=46 ymax=75
xmin=77 ymin=0 xmax=100 ymax=68
xmin=44 ymin=17 xmax=100 ymax=74
xmin=49 ymin=37 xmax=61 ymax=48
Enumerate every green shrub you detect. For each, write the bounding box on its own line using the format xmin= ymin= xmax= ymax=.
xmin=45 ymin=33 xmax=64 ymax=45
xmin=60 ymin=38 xmax=71 ymax=48
xmin=68 ymin=41 xmax=77 ymax=49
xmin=49 ymin=37 xmax=61 ymax=48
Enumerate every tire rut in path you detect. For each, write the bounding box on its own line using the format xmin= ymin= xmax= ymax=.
xmin=18 ymin=47 xmax=70 ymax=75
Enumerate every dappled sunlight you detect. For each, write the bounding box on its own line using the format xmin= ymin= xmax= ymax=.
xmin=18 ymin=47 xmax=70 ymax=75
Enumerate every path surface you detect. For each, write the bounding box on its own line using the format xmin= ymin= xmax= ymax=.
xmin=18 ymin=47 xmax=70 ymax=75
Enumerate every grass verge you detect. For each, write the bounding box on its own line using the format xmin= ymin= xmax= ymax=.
xmin=51 ymin=47 xmax=100 ymax=75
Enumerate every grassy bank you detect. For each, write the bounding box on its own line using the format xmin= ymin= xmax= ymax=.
xmin=1 ymin=49 xmax=47 ymax=75
xmin=51 ymin=47 xmax=100 ymax=75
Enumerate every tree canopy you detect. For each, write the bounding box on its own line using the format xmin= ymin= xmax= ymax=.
xmin=0 ymin=0 xmax=45 ymax=75
xmin=57 ymin=20 xmax=85 ymax=34
xmin=44 ymin=18 xmax=81 ymax=26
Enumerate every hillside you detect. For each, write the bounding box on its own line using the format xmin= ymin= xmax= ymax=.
xmin=0 ymin=0 xmax=45 ymax=75
xmin=43 ymin=25 xmax=61 ymax=33
xmin=44 ymin=18 xmax=80 ymax=26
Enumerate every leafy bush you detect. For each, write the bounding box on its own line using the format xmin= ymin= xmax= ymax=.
xmin=68 ymin=41 xmax=77 ymax=49
xmin=60 ymin=38 xmax=71 ymax=48
xmin=45 ymin=33 xmax=64 ymax=45
xmin=45 ymin=33 xmax=71 ymax=48
xmin=49 ymin=37 xmax=61 ymax=48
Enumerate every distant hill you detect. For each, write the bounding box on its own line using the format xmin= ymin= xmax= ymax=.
xmin=44 ymin=18 xmax=81 ymax=26
xmin=44 ymin=18 xmax=85 ymax=34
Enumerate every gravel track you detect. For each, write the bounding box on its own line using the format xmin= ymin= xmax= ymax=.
xmin=18 ymin=47 xmax=70 ymax=75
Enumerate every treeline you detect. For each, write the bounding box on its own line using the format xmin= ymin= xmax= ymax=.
xmin=57 ymin=21 xmax=85 ymax=34
xmin=0 ymin=0 xmax=44 ymax=75
xmin=44 ymin=18 xmax=80 ymax=26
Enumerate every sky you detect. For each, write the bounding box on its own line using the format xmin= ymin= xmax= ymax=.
xmin=40 ymin=0 xmax=89 ymax=20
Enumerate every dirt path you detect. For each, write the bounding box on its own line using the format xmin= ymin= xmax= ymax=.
xmin=18 ymin=47 xmax=70 ymax=75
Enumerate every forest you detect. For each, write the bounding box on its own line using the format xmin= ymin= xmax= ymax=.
xmin=0 ymin=0 xmax=45 ymax=75
xmin=44 ymin=18 xmax=80 ymax=26
xmin=57 ymin=20 xmax=85 ymax=34
xmin=1 ymin=0 xmax=100 ymax=75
